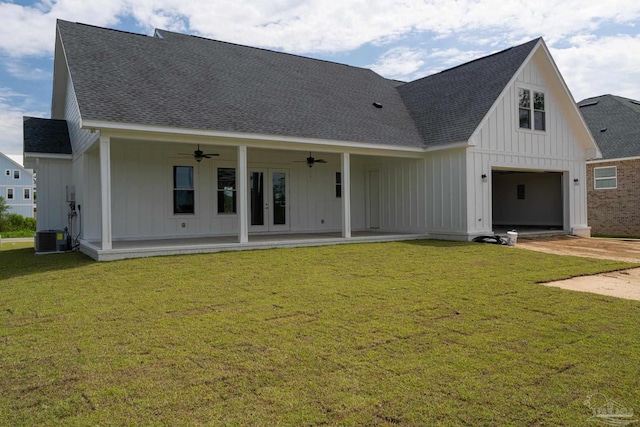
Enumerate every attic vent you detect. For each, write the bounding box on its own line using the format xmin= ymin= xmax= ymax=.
xmin=372 ymin=102 xmax=383 ymax=109
xmin=579 ymin=101 xmax=598 ymax=107
xmin=631 ymin=100 xmax=640 ymax=106
xmin=600 ymin=128 xmax=607 ymax=132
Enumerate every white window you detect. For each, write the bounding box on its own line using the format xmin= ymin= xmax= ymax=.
xmin=217 ymin=168 xmax=236 ymax=213
xmin=7 ymin=188 xmax=14 ymax=200
xmin=24 ymin=188 xmax=31 ymax=200
xmin=519 ymin=88 xmax=545 ymax=131
xmin=594 ymin=166 xmax=617 ymax=189
xmin=13 ymin=170 xmax=20 ymax=180
xmin=173 ymin=166 xmax=194 ymax=214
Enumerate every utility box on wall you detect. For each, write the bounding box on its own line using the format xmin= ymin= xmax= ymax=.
xmin=66 ymin=185 xmax=76 ymax=202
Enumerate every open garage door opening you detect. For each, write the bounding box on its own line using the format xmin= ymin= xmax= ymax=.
xmin=491 ymin=170 xmax=565 ymax=233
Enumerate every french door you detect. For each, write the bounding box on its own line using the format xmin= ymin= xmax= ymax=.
xmin=249 ymin=169 xmax=289 ymax=232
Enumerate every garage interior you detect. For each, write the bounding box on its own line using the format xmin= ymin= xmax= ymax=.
xmin=491 ymin=170 xmax=565 ymax=233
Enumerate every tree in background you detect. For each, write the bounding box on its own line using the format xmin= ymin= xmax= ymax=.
xmin=0 ymin=196 xmax=8 ymax=232
xmin=0 ymin=197 xmax=35 ymax=234
xmin=0 ymin=196 xmax=8 ymax=216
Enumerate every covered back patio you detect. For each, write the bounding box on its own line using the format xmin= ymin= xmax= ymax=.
xmin=76 ymin=131 xmax=429 ymax=261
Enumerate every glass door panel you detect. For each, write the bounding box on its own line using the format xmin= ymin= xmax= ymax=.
xmin=249 ymin=169 xmax=289 ymax=232
xmin=250 ymin=171 xmax=264 ymax=226
xmin=272 ymin=172 xmax=286 ymax=226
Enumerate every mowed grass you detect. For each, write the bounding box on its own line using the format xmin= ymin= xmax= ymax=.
xmin=1 ymin=240 xmax=639 ymax=426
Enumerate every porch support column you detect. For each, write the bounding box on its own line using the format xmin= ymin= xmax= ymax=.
xmin=341 ymin=152 xmax=351 ymax=238
xmin=99 ymin=135 xmax=112 ymax=250
xmin=237 ymin=145 xmax=249 ymax=243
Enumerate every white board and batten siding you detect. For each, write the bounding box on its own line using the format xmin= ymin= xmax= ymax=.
xmin=370 ymin=150 xmax=466 ymax=238
xmin=63 ymin=71 xmax=98 ymax=155
xmin=466 ymin=51 xmax=589 ymax=236
xmin=34 ymin=158 xmax=72 ymax=231
xmin=80 ymin=141 xmax=368 ymax=241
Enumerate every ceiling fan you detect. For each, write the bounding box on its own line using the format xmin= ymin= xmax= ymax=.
xmin=295 ymin=152 xmax=327 ymax=167
xmin=178 ymin=144 xmax=219 ymax=162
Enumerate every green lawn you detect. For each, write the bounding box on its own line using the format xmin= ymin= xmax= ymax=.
xmin=1 ymin=240 xmax=639 ymax=426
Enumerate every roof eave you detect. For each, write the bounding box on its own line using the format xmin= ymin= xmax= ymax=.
xmin=82 ymin=119 xmax=428 ymax=156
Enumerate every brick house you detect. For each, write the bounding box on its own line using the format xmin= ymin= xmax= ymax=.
xmin=579 ymin=95 xmax=640 ymax=237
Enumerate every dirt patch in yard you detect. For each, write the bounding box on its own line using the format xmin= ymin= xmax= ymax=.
xmin=539 ymin=268 xmax=640 ymax=301
xmin=516 ymin=235 xmax=640 ymax=263
xmin=516 ymin=236 xmax=640 ymax=301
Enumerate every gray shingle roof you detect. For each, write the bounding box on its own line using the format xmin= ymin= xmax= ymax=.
xmin=57 ymin=20 xmax=424 ymax=148
xmin=397 ymin=39 xmax=540 ymax=146
xmin=55 ymin=20 xmax=541 ymax=150
xmin=578 ymin=95 xmax=640 ymax=160
xmin=23 ymin=117 xmax=72 ymax=154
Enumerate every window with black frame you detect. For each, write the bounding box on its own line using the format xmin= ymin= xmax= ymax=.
xmin=173 ymin=166 xmax=194 ymax=214
xmin=217 ymin=168 xmax=236 ymax=213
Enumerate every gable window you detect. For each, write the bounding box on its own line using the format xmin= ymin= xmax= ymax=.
xmin=24 ymin=188 xmax=31 ymax=200
xmin=594 ymin=166 xmax=617 ymax=189
xmin=335 ymin=172 xmax=342 ymax=198
xmin=519 ymin=88 xmax=545 ymax=131
xmin=173 ymin=166 xmax=194 ymax=214
xmin=217 ymin=168 xmax=236 ymax=213
xmin=7 ymin=188 xmax=14 ymax=200
xmin=13 ymin=170 xmax=20 ymax=180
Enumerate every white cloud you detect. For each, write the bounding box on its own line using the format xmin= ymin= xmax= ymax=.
xmin=0 ymin=88 xmax=47 ymax=157
xmin=0 ymin=0 xmax=124 ymax=57
xmin=5 ymin=60 xmax=52 ymax=80
xmin=2 ymin=0 xmax=640 ymax=57
xmin=551 ymin=34 xmax=640 ymax=101
xmin=368 ymin=47 xmax=426 ymax=80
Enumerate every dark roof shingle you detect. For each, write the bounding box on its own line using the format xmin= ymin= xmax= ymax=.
xmin=57 ymin=20 xmax=424 ymax=148
xmin=398 ymin=39 xmax=540 ymax=146
xmin=578 ymin=94 xmax=640 ymax=160
xmin=23 ymin=117 xmax=72 ymax=154
xmin=53 ymin=20 xmax=541 ymax=151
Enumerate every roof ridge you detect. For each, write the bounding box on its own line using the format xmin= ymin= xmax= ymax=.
xmin=609 ymin=94 xmax=640 ymax=111
xmin=57 ymin=19 xmax=153 ymax=39
xmin=153 ymin=28 xmax=373 ymax=74
xmin=405 ymin=37 xmax=541 ymax=85
xmin=0 ymin=151 xmax=28 ymax=171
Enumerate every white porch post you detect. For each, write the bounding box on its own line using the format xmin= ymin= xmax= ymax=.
xmin=237 ymin=145 xmax=249 ymax=243
xmin=99 ymin=136 xmax=112 ymax=250
xmin=341 ymin=152 xmax=351 ymax=238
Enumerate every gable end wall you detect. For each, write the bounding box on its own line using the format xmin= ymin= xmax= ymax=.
xmin=466 ymin=52 xmax=589 ymax=234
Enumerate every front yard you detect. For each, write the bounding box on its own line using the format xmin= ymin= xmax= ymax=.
xmin=1 ymin=240 xmax=639 ymax=425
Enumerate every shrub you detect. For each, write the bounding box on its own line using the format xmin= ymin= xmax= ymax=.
xmin=24 ymin=217 xmax=36 ymax=231
xmin=0 ymin=213 xmax=35 ymax=233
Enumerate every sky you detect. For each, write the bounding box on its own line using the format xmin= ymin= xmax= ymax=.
xmin=1 ymin=0 xmax=639 ymax=166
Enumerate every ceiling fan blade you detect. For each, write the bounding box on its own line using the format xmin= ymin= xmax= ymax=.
xmin=203 ymin=153 xmax=219 ymax=157
xmin=315 ymin=159 xmax=327 ymax=163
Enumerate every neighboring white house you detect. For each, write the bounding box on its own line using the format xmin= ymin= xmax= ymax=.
xmin=24 ymin=20 xmax=600 ymax=261
xmin=0 ymin=152 xmax=35 ymax=218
